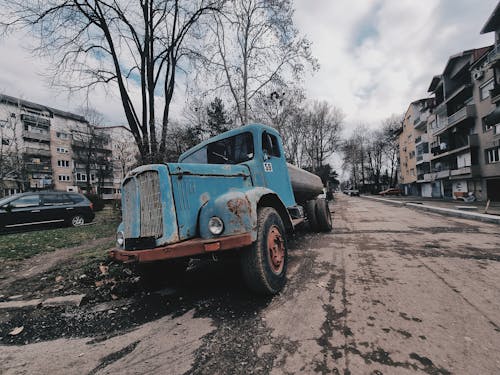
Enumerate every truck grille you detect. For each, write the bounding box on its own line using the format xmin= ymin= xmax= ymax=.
xmin=122 ymin=170 xmax=163 ymax=240
xmin=138 ymin=171 xmax=163 ymax=238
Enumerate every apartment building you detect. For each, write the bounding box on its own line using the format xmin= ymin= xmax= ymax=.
xmin=0 ymin=94 xmax=134 ymax=198
xmin=398 ymin=100 xmax=422 ymax=195
xmin=424 ymin=47 xmax=492 ymax=200
xmin=397 ymin=4 xmax=500 ymax=202
xmin=479 ymin=3 xmax=500 ymax=201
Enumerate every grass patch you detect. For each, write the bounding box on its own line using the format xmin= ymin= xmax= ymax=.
xmin=0 ymin=210 xmax=120 ymax=261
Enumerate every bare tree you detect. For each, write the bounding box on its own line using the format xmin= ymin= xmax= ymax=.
xmin=381 ymin=114 xmax=403 ymax=187
xmin=366 ymin=129 xmax=385 ymax=191
xmin=303 ymin=101 xmax=344 ymax=172
xmin=341 ymin=125 xmax=370 ymax=189
xmin=0 ymin=97 xmax=27 ymax=196
xmin=72 ymin=109 xmax=112 ymax=196
xmin=254 ymin=86 xmax=307 ymax=165
xmin=198 ymin=0 xmax=318 ymax=125
xmin=111 ymin=128 xmax=139 ymax=182
xmin=2 ymin=0 xmax=224 ymax=163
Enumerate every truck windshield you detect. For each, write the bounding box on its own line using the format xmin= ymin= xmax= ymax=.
xmin=182 ymin=132 xmax=254 ymax=165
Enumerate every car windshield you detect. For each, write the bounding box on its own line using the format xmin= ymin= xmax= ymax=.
xmin=181 ymin=132 xmax=254 ymax=165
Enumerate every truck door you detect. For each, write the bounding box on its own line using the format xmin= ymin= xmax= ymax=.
xmin=261 ymin=131 xmax=295 ymax=207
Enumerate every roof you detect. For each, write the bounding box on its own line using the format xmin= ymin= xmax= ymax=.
xmin=481 ymin=1 xmax=500 ymax=34
xmin=427 ymin=46 xmax=492 ymax=92
xmin=428 ymin=75 xmax=442 ymax=93
xmin=0 ymin=94 xmax=87 ymax=123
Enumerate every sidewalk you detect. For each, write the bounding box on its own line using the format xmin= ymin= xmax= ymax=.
xmin=360 ymin=195 xmax=500 ymax=224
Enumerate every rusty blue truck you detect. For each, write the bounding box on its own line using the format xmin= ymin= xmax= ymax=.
xmin=109 ymin=124 xmax=332 ymax=294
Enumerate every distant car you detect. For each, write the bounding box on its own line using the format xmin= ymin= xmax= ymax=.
xmin=379 ymin=188 xmax=402 ymax=196
xmin=0 ymin=191 xmax=95 ymax=232
xmin=343 ymin=189 xmax=359 ymax=196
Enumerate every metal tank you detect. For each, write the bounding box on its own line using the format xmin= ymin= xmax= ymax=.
xmin=286 ymin=163 xmax=324 ymax=203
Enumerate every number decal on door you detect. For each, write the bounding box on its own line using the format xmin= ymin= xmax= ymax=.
xmin=264 ymin=162 xmax=273 ymax=172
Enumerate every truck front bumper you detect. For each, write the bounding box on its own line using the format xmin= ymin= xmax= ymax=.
xmin=109 ymin=233 xmax=253 ymax=263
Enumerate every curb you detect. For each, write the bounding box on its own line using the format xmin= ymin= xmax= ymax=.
xmin=361 ymin=196 xmax=500 ymax=225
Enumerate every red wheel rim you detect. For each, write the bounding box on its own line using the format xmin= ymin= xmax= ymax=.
xmin=267 ymin=225 xmax=285 ymax=274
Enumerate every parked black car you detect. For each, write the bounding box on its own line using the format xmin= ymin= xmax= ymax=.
xmin=0 ymin=191 xmax=95 ymax=232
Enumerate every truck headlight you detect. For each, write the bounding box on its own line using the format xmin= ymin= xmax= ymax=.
xmin=116 ymin=231 xmax=125 ymax=247
xmin=208 ymin=216 xmax=224 ymax=235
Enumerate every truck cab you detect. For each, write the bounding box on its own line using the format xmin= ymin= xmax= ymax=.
xmin=109 ymin=124 xmax=332 ymax=294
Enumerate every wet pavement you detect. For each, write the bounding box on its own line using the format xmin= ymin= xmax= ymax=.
xmin=1 ymin=194 xmax=500 ymax=374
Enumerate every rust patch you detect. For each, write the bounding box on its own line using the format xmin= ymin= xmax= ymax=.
xmin=227 ymin=198 xmax=250 ymax=228
xmin=200 ymin=193 xmax=210 ymax=205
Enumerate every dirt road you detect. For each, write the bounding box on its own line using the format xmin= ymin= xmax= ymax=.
xmin=1 ymin=194 xmax=500 ymax=374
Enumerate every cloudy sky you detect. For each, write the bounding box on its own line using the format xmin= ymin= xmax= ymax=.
xmin=0 ymin=0 xmax=498 ymax=132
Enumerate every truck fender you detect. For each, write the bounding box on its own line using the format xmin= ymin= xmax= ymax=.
xmin=198 ymin=190 xmax=255 ymax=240
xmin=240 ymin=187 xmax=293 ymax=234
xmin=198 ymin=187 xmax=293 ymax=241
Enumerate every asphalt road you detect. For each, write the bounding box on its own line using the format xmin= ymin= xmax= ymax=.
xmin=2 ymin=194 xmax=500 ymax=374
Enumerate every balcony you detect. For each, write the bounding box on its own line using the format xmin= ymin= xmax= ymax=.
xmin=435 ymin=169 xmax=450 ymax=179
xmin=450 ymin=165 xmax=480 ymax=179
xmin=415 ymin=134 xmax=428 ymax=145
xmin=486 ymin=44 xmax=500 ymax=65
xmin=416 ymin=153 xmax=430 ymax=164
xmin=431 ymin=134 xmax=479 ymax=160
xmin=433 ymin=105 xmax=475 ymax=137
xmin=23 ymin=130 xmax=50 ymax=142
xmin=24 ymin=147 xmax=51 ymax=157
xmin=417 ymin=174 xmax=431 ymax=183
xmin=414 ymin=116 xmax=428 ymax=130
xmin=447 ymin=105 xmax=475 ymax=127
xmin=25 ymin=162 xmax=52 ymax=172
xmin=490 ymin=84 xmax=500 ymax=104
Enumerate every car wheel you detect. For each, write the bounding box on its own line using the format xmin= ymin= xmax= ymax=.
xmin=316 ymin=198 xmax=332 ymax=232
xmin=305 ymin=200 xmax=320 ymax=232
xmin=240 ymin=207 xmax=288 ymax=295
xmin=70 ymin=215 xmax=85 ymax=227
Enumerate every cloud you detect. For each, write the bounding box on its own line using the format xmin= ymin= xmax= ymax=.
xmin=294 ymin=0 xmax=498 ymax=132
xmin=0 ymin=0 xmax=497 ymax=140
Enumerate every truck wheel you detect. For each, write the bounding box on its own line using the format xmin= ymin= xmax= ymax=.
xmin=240 ymin=207 xmax=288 ymax=295
xmin=316 ymin=198 xmax=332 ymax=232
xmin=305 ymin=200 xmax=319 ymax=232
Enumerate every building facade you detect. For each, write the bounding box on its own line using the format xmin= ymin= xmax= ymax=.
xmin=398 ymin=100 xmax=422 ymax=195
xmin=397 ymin=3 xmax=500 ymax=201
xmin=0 ymin=95 xmax=136 ymax=198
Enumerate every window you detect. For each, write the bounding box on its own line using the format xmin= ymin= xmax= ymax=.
xmin=486 ymin=147 xmax=500 ymax=163
xmin=1 ymin=138 xmax=9 ymax=145
xmin=76 ymin=173 xmax=87 ymax=181
xmin=42 ymin=194 xmax=72 ymax=206
xmin=56 ymin=147 xmax=69 ymax=154
xmin=10 ymin=194 xmax=40 ymax=208
xmin=57 ymin=160 xmax=70 ymax=168
xmin=56 ymin=132 xmax=69 ymax=139
xmin=262 ymin=132 xmax=280 ymax=157
xmin=480 ymin=78 xmax=494 ymax=100
xmin=58 ymin=175 xmax=70 ymax=181
xmin=181 ymin=132 xmax=254 ymax=165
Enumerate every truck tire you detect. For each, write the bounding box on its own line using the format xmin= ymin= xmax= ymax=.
xmin=305 ymin=200 xmax=319 ymax=232
xmin=315 ymin=198 xmax=332 ymax=232
xmin=240 ymin=207 xmax=288 ymax=295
